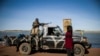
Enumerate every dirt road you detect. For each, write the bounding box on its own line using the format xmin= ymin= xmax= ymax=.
xmin=0 ymin=46 xmax=100 ymax=56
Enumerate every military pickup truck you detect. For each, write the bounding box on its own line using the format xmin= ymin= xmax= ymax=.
xmin=16 ymin=24 xmax=91 ymax=56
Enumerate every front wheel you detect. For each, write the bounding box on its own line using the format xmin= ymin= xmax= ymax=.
xmin=19 ymin=43 xmax=31 ymax=55
xmin=74 ymin=44 xmax=85 ymax=56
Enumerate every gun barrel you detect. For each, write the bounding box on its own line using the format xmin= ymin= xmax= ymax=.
xmin=40 ymin=22 xmax=51 ymax=26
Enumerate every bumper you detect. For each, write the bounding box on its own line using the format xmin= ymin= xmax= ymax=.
xmin=85 ymin=43 xmax=92 ymax=49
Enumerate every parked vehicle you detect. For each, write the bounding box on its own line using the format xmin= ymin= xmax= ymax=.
xmin=16 ymin=24 xmax=91 ymax=56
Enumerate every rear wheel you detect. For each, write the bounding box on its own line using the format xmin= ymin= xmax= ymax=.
xmin=74 ymin=44 xmax=85 ymax=56
xmin=19 ymin=43 xmax=31 ymax=55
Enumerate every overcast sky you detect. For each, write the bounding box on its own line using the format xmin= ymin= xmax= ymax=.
xmin=0 ymin=0 xmax=100 ymax=31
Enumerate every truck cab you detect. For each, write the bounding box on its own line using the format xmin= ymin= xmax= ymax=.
xmin=40 ymin=25 xmax=65 ymax=50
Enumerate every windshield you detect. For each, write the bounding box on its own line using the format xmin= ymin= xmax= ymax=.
xmin=47 ymin=26 xmax=63 ymax=35
xmin=53 ymin=26 xmax=63 ymax=35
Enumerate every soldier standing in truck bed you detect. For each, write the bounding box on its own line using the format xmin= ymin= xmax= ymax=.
xmin=31 ymin=18 xmax=40 ymax=50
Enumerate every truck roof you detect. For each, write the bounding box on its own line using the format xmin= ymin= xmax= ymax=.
xmin=47 ymin=25 xmax=58 ymax=27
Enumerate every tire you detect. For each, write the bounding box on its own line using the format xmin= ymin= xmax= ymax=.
xmin=74 ymin=44 xmax=85 ymax=56
xmin=19 ymin=43 xmax=31 ymax=55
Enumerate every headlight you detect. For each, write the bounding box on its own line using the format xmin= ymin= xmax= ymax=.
xmin=81 ymin=37 xmax=88 ymax=42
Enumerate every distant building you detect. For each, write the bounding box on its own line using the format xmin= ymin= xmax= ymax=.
xmin=63 ymin=19 xmax=72 ymax=33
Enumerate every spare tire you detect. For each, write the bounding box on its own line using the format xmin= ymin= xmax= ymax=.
xmin=19 ymin=43 xmax=31 ymax=55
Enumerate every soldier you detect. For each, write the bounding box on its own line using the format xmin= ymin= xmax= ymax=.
xmin=31 ymin=18 xmax=40 ymax=50
xmin=31 ymin=18 xmax=40 ymax=36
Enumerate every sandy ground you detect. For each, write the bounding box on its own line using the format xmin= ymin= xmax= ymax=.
xmin=0 ymin=45 xmax=100 ymax=56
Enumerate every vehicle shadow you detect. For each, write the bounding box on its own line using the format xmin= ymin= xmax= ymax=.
xmin=31 ymin=49 xmax=66 ymax=54
xmin=45 ymin=49 xmax=66 ymax=54
xmin=31 ymin=48 xmax=89 ymax=54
